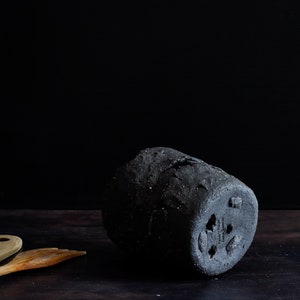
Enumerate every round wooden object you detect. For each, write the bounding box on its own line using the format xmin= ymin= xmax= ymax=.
xmin=0 ymin=235 xmax=23 ymax=263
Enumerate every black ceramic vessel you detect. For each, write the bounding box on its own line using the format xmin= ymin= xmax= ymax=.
xmin=102 ymin=147 xmax=258 ymax=276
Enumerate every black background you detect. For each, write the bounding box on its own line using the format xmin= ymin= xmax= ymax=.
xmin=1 ymin=1 xmax=299 ymax=209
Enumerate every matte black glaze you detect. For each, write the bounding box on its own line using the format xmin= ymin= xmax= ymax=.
xmin=102 ymin=147 xmax=258 ymax=276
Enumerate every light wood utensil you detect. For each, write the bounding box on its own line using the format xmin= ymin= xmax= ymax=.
xmin=0 ymin=235 xmax=23 ymax=263
xmin=0 ymin=247 xmax=87 ymax=276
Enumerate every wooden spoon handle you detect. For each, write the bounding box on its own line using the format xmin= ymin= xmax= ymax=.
xmin=0 ymin=248 xmax=86 ymax=276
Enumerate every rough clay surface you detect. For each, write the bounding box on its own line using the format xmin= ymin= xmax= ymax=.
xmin=102 ymin=147 xmax=258 ymax=276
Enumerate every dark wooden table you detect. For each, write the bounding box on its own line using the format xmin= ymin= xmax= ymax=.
xmin=0 ymin=210 xmax=299 ymax=300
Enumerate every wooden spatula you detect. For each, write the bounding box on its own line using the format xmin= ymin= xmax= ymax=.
xmin=0 ymin=247 xmax=87 ymax=276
